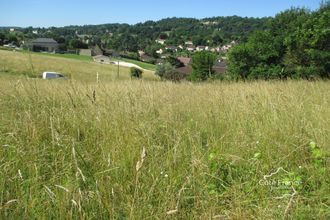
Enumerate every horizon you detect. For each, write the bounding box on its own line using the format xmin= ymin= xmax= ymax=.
xmin=0 ymin=0 xmax=322 ymax=28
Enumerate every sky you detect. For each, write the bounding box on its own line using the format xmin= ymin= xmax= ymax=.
xmin=0 ymin=0 xmax=322 ymax=27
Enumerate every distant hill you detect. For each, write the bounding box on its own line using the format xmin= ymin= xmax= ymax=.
xmin=0 ymin=16 xmax=271 ymax=57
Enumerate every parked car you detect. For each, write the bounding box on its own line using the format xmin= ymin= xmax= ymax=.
xmin=42 ymin=72 xmax=65 ymax=79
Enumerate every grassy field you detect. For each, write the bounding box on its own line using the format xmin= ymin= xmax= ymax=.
xmin=26 ymin=52 xmax=93 ymax=62
xmin=0 ymin=50 xmax=157 ymax=82
xmin=0 ymin=51 xmax=329 ymax=219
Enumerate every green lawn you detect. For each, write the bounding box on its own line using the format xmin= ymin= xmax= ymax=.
xmin=22 ymin=50 xmax=93 ymax=62
xmin=1 ymin=48 xmax=155 ymax=70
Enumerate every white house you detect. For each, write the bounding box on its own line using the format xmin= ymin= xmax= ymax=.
xmin=156 ymin=48 xmax=164 ymax=54
xmin=138 ymin=50 xmax=145 ymax=56
xmin=155 ymin=39 xmax=166 ymax=45
xmin=187 ymin=45 xmax=196 ymax=52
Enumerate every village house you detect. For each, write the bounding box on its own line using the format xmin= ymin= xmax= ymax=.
xmin=213 ymin=59 xmax=228 ymax=74
xmin=77 ymin=34 xmax=92 ymax=44
xmin=140 ymin=54 xmax=154 ymax=63
xmin=176 ymin=57 xmax=228 ymax=76
xmin=176 ymin=56 xmax=193 ymax=76
xmin=156 ymin=48 xmax=164 ymax=54
xmin=196 ymin=46 xmax=204 ymax=51
xmin=27 ymin=38 xmax=59 ymax=52
xmin=187 ymin=45 xmax=196 ymax=52
xmin=165 ymin=45 xmax=177 ymax=52
xmin=155 ymin=39 xmax=166 ymax=45
xmin=177 ymin=57 xmax=192 ymax=66
xmin=220 ymin=44 xmax=232 ymax=52
xmin=138 ymin=50 xmax=145 ymax=56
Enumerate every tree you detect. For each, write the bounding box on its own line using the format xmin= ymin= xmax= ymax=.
xmin=228 ymin=4 xmax=330 ymax=80
xmin=155 ymin=63 xmax=185 ymax=81
xmin=0 ymin=32 xmax=5 ymax=45
xmin=284 ymin=5 xmax=330 ymax=78
xmin=69 ymin=39 xmax=88 ymax=49
xmin=191 ymin=51 xmax=217 ymax=81
xmin=145 ymin=43 xmax=162 ymax=58
xmin=192 ymin=35 xmax=207 ymax=46
xmin=212 ymin=32 xmax=224 ymax=46
xmin=228 ymin=44 xmax=254 ymax=80
xmin=130 ymin=67 xmax=143 ymax=78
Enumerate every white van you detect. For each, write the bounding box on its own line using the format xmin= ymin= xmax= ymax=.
xmin=42 ymin=72 xmax=65 ymax=79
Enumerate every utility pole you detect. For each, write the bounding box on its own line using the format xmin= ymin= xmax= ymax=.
xmin=117 ymin=58 xmax=119 ymax=79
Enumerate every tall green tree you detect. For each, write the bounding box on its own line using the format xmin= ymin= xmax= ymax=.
xmin=191 ymin=51 xmax=217 ymax=81
xmin=284 ymin=5 xmax=330 ymax=78
xmin=228 ymin=4 xmax=330 ymax=80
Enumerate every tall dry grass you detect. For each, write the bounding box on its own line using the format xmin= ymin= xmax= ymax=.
xmin=0 ymin=77 xmax=329 ymax=219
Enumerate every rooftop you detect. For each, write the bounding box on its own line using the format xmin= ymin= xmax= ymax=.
xmin=32 ymin=38 xmax=58 ymax=44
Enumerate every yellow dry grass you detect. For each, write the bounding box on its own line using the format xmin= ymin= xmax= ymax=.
xmin=0 ymin=50 xmax=329 ymax=219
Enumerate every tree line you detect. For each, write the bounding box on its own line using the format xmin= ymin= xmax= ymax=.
xmin=228 ymin=3 xmax=330 ymax=80
xmin=0 ymin=16 xmax=269 ymax=55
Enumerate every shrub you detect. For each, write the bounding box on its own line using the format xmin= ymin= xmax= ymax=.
xmin=130 ymin=67 xmax=143 ymax=78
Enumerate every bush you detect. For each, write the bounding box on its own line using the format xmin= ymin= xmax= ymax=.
xmin=130 ymin=67 xmax=143 ymax=78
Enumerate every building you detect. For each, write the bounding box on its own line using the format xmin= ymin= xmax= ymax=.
xmin=176 ymin=56 xmax=192 ymax=76
xmin=213 ymin=59 xmax=228 ymax=74
xmin=187 ymin=45 xmax=196 ymax=52
xmin=138 ymin=50 xmax=145 ymax=56
xmin=28 ymin=38 xmax=59 ymax=52
xmin=155 ymin=39 xmax=166 ymax=45
xmin=177 ymin=57 xmax=192 ymax=66
xmin=77 ymin=34 xmax=92 ymax=44
xmin=165 ymin=46 xmax=177 ymax=52
xmin=176 ymin=58 xmax=228 ymax=76
xmin=196 ymin=46 xmax=206 ymax=51
xmin=140 ymin=54 xmax=154 ymax=63
xmin=156 ymin=48 xmax=164 ymax=54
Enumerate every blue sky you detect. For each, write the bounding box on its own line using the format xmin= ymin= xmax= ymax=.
xmin=0 ymin=0 xmax=322 ymax=27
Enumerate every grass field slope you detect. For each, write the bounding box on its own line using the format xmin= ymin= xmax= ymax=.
xmin=0 ymin=51 xmax=329 ymax=219
xmin=0 ymin=50 xmax=158 ymax=82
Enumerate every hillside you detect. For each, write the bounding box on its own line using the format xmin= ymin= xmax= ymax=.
xmin=0 ymin=50 xmax=158 ymax=81
xmin=0 ymin=16 xmax=270 ymax=54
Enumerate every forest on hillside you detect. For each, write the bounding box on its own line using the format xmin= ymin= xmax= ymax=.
xmin=0 ymin=16 xmax=270 ymax=53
